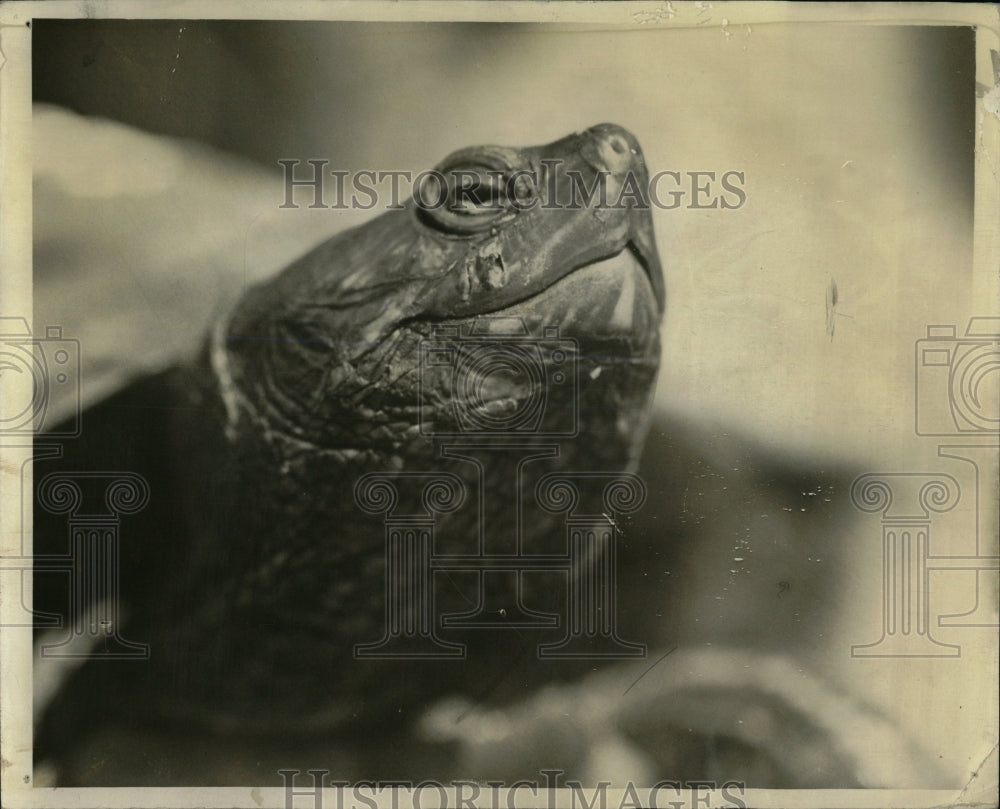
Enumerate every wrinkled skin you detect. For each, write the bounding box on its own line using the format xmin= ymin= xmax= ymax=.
xmin=35 ymin=125 xmax=668 ymax=763
xmin=219 ymin=123 xmax=663 ymax=459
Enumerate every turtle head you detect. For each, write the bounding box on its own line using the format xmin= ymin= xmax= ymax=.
xmin=119 ymin=126 xmax=668 ymax=731
xmin=217 ymin=124 xmax=664 ymax=469
xmin=410 ymin=122 xmax=664 ymax=318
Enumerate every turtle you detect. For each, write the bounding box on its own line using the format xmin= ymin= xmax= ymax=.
xmin=30 ymin=122 xmax=945 ymax=788
xmin=32 ymin=123 xmax=664 ymax=774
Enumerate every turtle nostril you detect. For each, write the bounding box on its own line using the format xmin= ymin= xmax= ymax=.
xmin=580 ymin=124 xmax=645 ymax=176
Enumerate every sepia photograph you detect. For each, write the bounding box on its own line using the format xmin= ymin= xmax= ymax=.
xmin=1 ymin=3 xmax=997 ymax=808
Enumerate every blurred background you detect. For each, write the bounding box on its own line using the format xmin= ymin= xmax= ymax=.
xmin=31 ymin=20 xmax=977 ymax=466
xmin=29 ymin=18 xmax=995 ymax=789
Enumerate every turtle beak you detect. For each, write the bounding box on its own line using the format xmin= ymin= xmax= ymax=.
xmin=580 ymin=123 xmax=666 ymax=314
xmin=628 ymin=215 xmax=666 ymax=314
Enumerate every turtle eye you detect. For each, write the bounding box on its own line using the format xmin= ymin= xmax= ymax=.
xmin=416 ymin=157 xmax=536 ymax=235
xmin=447 ymin=166 xmax=506 ymax=214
